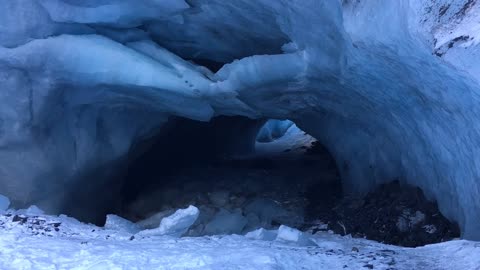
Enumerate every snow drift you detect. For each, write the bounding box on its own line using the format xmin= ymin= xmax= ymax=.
xmin=0 ymin=0 xmax=480 ymax=240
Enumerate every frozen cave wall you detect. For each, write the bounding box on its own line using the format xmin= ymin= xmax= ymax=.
xmin=62 ymin=116 xmax=263 ymax=223
xmin=0 ymin=0 xmax=480 ymax=239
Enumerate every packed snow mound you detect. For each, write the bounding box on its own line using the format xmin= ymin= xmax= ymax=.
xmin=0 ymin=209 xmax=479 ymax=269
xmin=1 ymin=0 xmax=480 ymax=240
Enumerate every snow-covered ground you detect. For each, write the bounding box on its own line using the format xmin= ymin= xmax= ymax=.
xmin=0 ymin=209 xmax=479 ymax=270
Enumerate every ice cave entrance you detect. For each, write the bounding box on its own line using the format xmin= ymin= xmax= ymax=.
xmin=63 ymin=116 xmax=458 ymax=247
xmin=112 ymin=117 xmax=343 ymax=237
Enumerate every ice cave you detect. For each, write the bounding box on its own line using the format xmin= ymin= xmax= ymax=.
xmin=0 ymin=0 xmax=480 ymax=269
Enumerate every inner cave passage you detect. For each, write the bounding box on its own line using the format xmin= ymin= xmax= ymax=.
xmin=83 ymin=116 xmax=460 ymax=247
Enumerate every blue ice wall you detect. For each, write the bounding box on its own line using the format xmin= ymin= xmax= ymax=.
xmin=0 ymin=0 xmax=479 ymax=239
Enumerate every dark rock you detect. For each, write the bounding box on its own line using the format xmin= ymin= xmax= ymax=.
xmin=305 ymin=180 xmax=460 ymax=247
xmin=12 ymin=215 xmax=28 ymax=224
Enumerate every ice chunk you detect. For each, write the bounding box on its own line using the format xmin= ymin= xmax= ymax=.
xmin=0 ymin=194 xmax=10 ymax=212
xmin=17 ymin=205 xmax=44 ymax=216
xmin=204 ymin=209 xmax=248 ymax=235
xmin=276 ymin=225 xmax=315 ymax=246
xmin=256 ymin=120 xmax=294 ymax=143
xmin=136 ymin=209 xmax=175 ymax=230
xmin=105 ymin=215 xmax=141 ymax=234
xmin=244 ymin=198 xmax=292 ymax=227
xmin=245 ymin=228 xmax=277 ymax=241
xmin=137 ymin=206 xmax=199 ymax=237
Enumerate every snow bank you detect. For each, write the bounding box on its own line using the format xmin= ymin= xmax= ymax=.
xmin=1 ymin=210 xmax=478 ymax=269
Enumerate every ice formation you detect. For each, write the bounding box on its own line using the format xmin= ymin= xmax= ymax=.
xmin=0 ymin=195 xmax=10 ymax=212
xmin=136 ymin=205 xmax=199 ymax=237
xmin=0 ymin=0 xmax=480 ymax=240
xmin=256 ymin=120 xmax=295 ymax=143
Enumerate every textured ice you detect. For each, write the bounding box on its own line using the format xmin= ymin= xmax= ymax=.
xmin=38 ymin=0 xmax=189 ymax=27
xmin=136 ymin=209 xmax=175 ymax=230
xmin=0 ymin=0 xmax=480 ymax=240
xmin=256 ymin=120 xmax=295 ymax=143
xmin=137 ymin=205 xmax=199 ymax=237
xmin=204 ymin=209 xmax=248 ymax=235
xmin=104 ymin=214 xmax=141 ymax=234
xmin=245 ymin=228 xmax=278 ymax=241
xmin=17 ymin=205 xmax=45 ymax=216
xmin=0 ymin=195 xmax=10 ymax=212
xmin=276 ymin=225 xmax=316 ymax=246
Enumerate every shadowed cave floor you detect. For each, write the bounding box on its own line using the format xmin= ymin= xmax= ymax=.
xmin=117 ymin=138 xmax=459 ymax=247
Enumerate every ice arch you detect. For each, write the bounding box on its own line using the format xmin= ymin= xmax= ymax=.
xmin=0 ymin=0 xmax=479 ymax=239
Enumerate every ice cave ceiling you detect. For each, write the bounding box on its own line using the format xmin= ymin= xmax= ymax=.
xmin=0 ymin=0 xmax=480 ymax=239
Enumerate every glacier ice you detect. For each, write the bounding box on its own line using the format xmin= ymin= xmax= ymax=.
xmin=105 ymin=214 xmax=141 ymax=234
xmin=245 ymin=228 xmax=278 ymax=241
xmin=204 ymin=208 xmax=248 ymax=235
xmin=16 ymin=205 xmax=45 ymax=216
xmin=276 ymin=225 xmax=316 ymax=246
xmin=246 ymin=225 xmax=315 ymax=246
xmin=0 ymin=0 xmax=480 ymax=240
xmin=256 ymin=120 xmax=295 ymax=143
xmin=137 ymin=205 xmax=199 ymax=237
xmin=0 ymin=195 xmax=10 ymax=212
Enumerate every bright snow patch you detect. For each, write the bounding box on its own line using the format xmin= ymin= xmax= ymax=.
xmin=0 ymin=209 xmax=479 ymax=269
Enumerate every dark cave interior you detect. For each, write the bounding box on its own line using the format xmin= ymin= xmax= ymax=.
xmin=61 ymin=116 xmax=459 ymax=247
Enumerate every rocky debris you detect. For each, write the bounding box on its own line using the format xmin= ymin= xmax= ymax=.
xmin=120 ymin=140 xmax=458 ymax=246
xmin=306 ymin=180 xmax=460 ymax=247
xmin=122 ymin=144 xmax=330 ymax=237
xmin=208 ymin=190 xmax=230 ymax=207
xmin=434 ymin=35 xmax=472 ymax=57
xmin=1 ymin=213 xmax=62 ymax=236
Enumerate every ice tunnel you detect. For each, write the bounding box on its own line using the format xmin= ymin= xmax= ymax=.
xmin=0 ymin=0 xmax=480 ymax=240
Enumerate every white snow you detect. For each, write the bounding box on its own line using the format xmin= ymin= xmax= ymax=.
xmin=0 ymin=210 xmax=479 ymax=269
